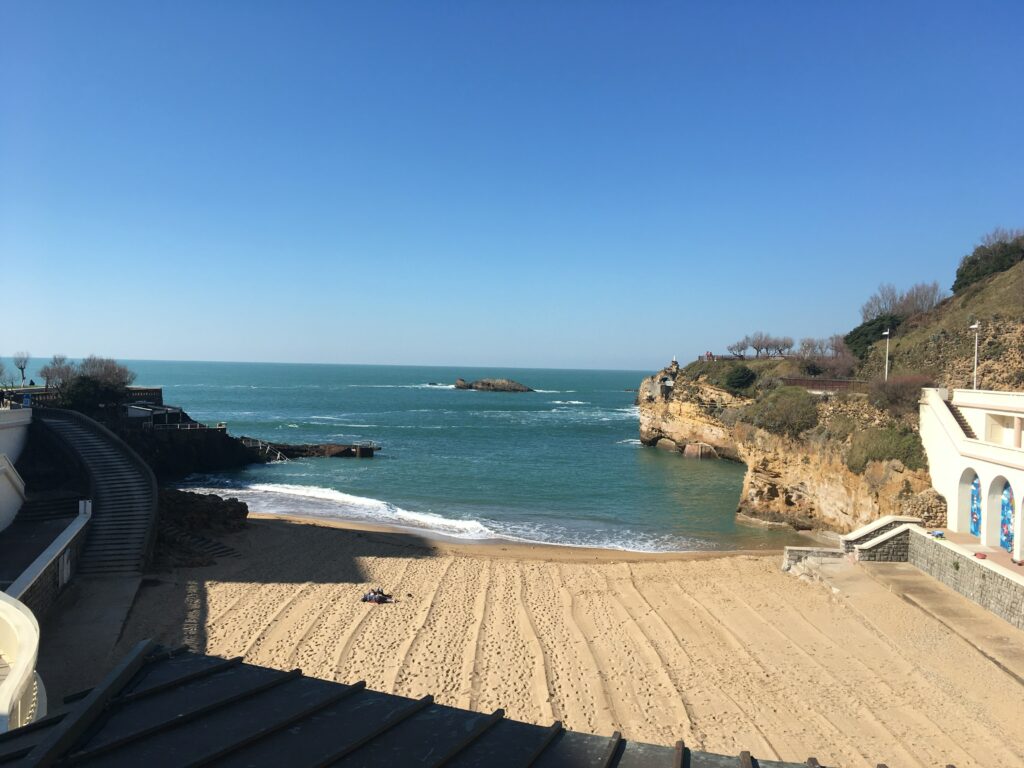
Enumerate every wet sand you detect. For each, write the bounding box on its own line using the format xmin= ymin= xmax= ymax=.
xmin=112 ymin=514 xmax=1024 ymax=767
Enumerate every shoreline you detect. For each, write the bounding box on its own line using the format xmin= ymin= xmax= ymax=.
xmin=248 ymin=511 xmax=795 ymax=562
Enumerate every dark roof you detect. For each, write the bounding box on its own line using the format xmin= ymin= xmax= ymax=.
xmin=0 ymin=641 xmax=832 ymax=767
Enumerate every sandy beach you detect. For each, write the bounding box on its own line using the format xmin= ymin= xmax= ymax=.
xmin=108 ymin=514 xmax=1024 ymax=767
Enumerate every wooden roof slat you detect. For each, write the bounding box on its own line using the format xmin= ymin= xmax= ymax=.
xmin=64 ymin=668 xmax=303 ymax=763
xmin=597 ymin=730 xmax=623 ymax=768
xmin=113 ymin=656 xmax=244 ymax=705
xmin=522 ymin=720 xmax=563 ymax=767
xmin=183 ymin=680 xmax=368 ymax=768
xmin=427 ymin=708 xmax=505 ymax=768
xmin=24 ymin=639 xmax=157 ymax=768
xmin=303 ymin=694 xmax=434 ymax=768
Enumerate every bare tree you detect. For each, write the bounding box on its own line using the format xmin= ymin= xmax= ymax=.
xmin=748 ymin=332 xmax=771 ymax=358
xmin=727 ymin=338 xmax=749 ymax=358
xmin=980 ymin=227 xmax=1024 ymax=247
xmin=894 ymin=281 xmax=944 ymax=317
xmin=860 ymin=284 xmax=901 ymax=322
xmin=39 ymin=354 xmax=77 ymax=391
xmin=771 ymin=336 xmax=794 ymax=357
xmin=862 ymin=281 xmax=946 ymax=322
xmin=13 ymin=352 xmax=29 ymax=385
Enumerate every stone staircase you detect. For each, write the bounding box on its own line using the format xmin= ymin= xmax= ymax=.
xmin=944 ymin=400 xmax=978 ymax=439
xmin=37 ymin=411 xmax=157 ymax=576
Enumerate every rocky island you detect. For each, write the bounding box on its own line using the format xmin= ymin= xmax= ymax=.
xmin=454 ymin=377 xmax=533 ymax=392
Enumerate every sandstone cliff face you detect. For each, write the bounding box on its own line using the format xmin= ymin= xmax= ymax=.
xmin=638 ymin=365 xmax=932 ymax=532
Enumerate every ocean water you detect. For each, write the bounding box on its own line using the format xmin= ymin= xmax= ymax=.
xmin=130 ymin=361 xmax=806 ymax=552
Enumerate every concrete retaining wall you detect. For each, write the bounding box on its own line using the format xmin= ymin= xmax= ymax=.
xmin=7 ymin=503 xmax=91 ymax=622
xmin=781 ymin=546 xmax=846 ymax=571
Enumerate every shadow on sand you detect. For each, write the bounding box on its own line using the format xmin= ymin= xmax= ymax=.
xmin=42 ymin=518 xmax=436 ymax=703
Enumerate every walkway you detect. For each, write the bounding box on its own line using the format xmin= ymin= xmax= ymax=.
xmin=813 ymin=557 xmax=1024 ymax=685
xmin=37 ymin=411 xmax=156 ymax=575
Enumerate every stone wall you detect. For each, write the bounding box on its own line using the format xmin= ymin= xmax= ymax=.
xmin=908 ymin=531 xmax=1024 ymax=631
xmin=781 ymin=546 xmax=846 ymax=571
xmin=842 ymin=517 xmax=920 ymax=553
xmin=855 ymin=529 xmax=910 ymax=562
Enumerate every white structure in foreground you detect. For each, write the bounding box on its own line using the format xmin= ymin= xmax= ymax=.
xmin=920 ymin=388 xmax=1024 ymax=561
xmin=0 ymin=408 xmax=30 ymax=533
xmin=0 ymin=591 xmax=45 ymax=731
xmin=0 ymin=406 xmax=46 ymax=731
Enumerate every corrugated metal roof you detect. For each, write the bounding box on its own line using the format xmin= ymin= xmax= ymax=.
xmin=0 ymin=640 xmax=848 ymax=767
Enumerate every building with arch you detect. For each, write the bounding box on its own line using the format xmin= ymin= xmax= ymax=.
xmin=920 ymin=388 xmax=1024 ymax=562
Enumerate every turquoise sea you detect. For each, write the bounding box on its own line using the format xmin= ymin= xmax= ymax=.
xmin=129 ymin=361 xmax=806 ymax=552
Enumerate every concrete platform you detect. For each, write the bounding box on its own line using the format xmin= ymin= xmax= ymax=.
xmin=35 ymin=574 xmax=141 ymax=704
xmin=817 ymin=558 xmax=1024 ymax=686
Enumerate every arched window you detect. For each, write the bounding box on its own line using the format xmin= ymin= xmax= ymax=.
xmin=1000 ymin=482 xmax=1015 ymax=553
xmin=970 ymin=476 xmax=982 ymax=537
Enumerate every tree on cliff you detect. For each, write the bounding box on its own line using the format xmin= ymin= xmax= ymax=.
xmin=13 ymin=351 xmax=29 ymax=385
xmin=727 ymin=338 xmax=749 ymax=357
xmin=952 ymin=228 xmax=1024 ymax=293
xmin=861 ymin=282 xmax=944 ymax=322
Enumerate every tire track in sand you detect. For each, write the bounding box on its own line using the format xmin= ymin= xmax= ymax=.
xmin=459 ymin=559 xmax=493 ymax=710
xmin=382 ymin=557 xmax=457 ymax=693
xmin=514 ymin=566 xmax=556 ymax=723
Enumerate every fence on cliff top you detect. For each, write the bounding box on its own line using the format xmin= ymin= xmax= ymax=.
xmin=779 ymin=377 xmax=870 ymax=393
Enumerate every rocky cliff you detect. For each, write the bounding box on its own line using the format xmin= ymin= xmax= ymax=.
xmin=637 ymin=364 xmax=934 ymax=532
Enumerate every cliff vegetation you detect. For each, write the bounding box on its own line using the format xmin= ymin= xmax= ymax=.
xmin=639 ymin=229 xmax=1024 ymax=532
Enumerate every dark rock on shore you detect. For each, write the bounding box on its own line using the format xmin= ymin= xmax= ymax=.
xmin=454 ymin=377 xmax=533 ymax=392
xmin=159 ymin=488 xmax=249 ymax=533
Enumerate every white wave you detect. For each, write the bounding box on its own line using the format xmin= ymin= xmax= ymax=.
xmin=617 ymin=438 xmax=642 ymax=445
xmin=345 ymin=383 xmax=456 ymax=390
xmin=184 ymin=481 xmax=716 ymax=553
xmin=550 ymin=400 xmax=589 ymax=405
xmin=240 ymin=483 xmax=492 ymax=538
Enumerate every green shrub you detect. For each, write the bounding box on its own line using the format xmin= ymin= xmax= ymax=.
xmin=725 ymin=365 xmax=756 ymax=391
xmin=844 ymin=314 xmax=902 ymax=361
xmin=742 ymin=386 xmax=819 ymax=438
xmin=868 ymin=374 xmax=933 ymax=417
xmin=846 ymin=426 xmax=926 ymax=473
xmin=952 ymin=234 xmax=1024 ymax=293
xmin=825 ymin=415 xmax=857 ymax=441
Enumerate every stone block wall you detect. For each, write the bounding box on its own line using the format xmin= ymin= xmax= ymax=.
xmin=842 ymin=517 xmax=919 ymax=553
xmin=908 ymin=532 xmax=1024 ymax=631
xmin=855 ymin=529 xmax=910 ymax=562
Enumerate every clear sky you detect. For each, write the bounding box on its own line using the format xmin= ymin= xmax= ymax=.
xmin=2 ymin=2 xmax=1022 ymax=371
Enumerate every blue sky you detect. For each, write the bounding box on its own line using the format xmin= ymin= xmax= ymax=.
xmin=2 ymin=2 xmax=1022 ymax=370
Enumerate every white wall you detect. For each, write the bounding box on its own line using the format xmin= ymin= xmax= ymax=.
xmin=0 ymin=410 xmax=31 ymax=465
xmin=920 ymin=388 xmax=1024 ymax=561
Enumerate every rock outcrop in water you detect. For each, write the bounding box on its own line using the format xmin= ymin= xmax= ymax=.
xmin=454 ymin=378 xmax=533 ymax=392
xmin=637 ymin=364 xmax=932 ymax=532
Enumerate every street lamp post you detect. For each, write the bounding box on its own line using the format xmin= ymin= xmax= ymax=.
xmin=882 ymin=329 xmax=890 ymax=381
xmin=970 ymin=322 xmax=980 ymax=390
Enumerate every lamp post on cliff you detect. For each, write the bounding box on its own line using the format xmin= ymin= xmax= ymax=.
xmin=970 ymin=321 xmax=980 ymax=390
xmin=882 ymin=329 xmax=890 ymax=381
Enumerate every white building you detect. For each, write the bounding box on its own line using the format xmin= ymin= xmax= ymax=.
xmin=0 ymin=406 xmax=45 ymax=731
xmin=919 ymin=388 xmax=1024 ymax=562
